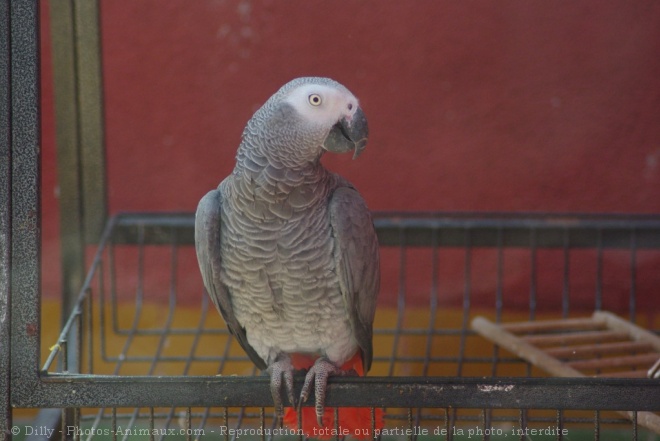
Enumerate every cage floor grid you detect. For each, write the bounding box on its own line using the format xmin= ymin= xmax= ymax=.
xmin=29 ymin=213 xmax=660 ymax=440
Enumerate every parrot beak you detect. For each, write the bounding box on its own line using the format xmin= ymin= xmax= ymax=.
xmin=323 ymin=107 xmax=369 ymax=159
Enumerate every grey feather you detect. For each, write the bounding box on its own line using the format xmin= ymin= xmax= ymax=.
xmin=195 ymin=189 xmax=267 ymax=370
xmin=329 ymin=186 xmax=380 ymax=372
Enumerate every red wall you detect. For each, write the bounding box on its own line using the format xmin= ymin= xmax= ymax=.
xmin=40 ymin=2 xmax=660 ymax=307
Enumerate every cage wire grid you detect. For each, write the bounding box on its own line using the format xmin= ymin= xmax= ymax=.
xmin=35 ymin=212 xmax=660 ymax=441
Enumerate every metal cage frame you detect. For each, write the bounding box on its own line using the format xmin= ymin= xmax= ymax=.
xmin=2 ymin=2 xmax=660 ymax=440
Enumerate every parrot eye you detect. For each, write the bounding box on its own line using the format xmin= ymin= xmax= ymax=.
xmin=308 ymin=94 xmax=322 ymax=106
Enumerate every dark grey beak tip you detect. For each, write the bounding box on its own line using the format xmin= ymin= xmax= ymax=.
xmin=352 ymin=138 xmax=368 ymax=160
xmin=323 ymin=107 xmax=369 ymax=158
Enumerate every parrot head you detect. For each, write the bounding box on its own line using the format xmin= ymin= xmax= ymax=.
xmin=282 ymin=78 xmax=369 ymax=160
xmin=243 ymin=77 xmax=369 ymax=163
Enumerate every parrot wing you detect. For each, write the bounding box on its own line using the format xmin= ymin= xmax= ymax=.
xmin=194 ymin=189 xmax=268 ymax=370
xmin=328 ymin=186 xmax=380 ymax=373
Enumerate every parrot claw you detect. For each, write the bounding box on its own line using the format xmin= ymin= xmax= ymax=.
xmin=267 ymin=356 xmax=296 ymax=422
xmin=298 ymin=357 xmax=356 ymax=427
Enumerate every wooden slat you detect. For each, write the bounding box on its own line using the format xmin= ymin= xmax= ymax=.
xmin=523 ymin=330 xmax=628 ymax=346
xmin=624 ymin=411 xmax=660 ymax=435
xmin=594 ymin=311 xmax=660 ymax=352
xmin=567 ymin=353 xmax=660 ymax=370
xmin=502 ymin=317 xmax=605 ymax=334
xmin=470 ymin=317 xmax=583 ymax=377
xmin=545 ymin=341 xmax=654 ymax=359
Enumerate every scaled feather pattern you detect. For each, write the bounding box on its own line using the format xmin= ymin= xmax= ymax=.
xmin=195 ymin=77 xmax=382 ymax=438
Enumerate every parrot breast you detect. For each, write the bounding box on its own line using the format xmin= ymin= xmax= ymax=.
xmin=218 ymin=164 xmax=357 ymax=367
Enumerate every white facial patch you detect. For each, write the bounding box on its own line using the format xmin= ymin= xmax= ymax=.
xmin=283 ymin=84 xmax=359 ymax=127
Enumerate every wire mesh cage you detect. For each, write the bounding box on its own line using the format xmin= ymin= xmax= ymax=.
xmin=3 ymin=2 xmax=660 ymax=441
xmin=36 ymin=212 xmax=660 ymax=440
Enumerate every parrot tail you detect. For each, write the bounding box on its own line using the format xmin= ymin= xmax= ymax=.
xmin=283 ymin=352 xmax=385 ymax=440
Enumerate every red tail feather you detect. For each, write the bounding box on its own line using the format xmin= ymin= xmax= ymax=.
xmin=283 ymin=352 xmax=384 ymax=440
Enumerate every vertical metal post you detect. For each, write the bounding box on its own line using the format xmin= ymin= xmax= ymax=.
xmin=49 ymin=7 xmax=85 ymax=432
xmin=49 ymin=0 xmax=84 ymax=331
xmin=0 ymin=1 xmax=12 ymax=438
xmin=74 ymin=0 xmax=106 ymax=246
xmin=48 ymin=13 xmax=106 ymax=438
xmin=50 ymin=0 xmax=107 ymax=351
xmin=8 ymin=0 xmax=41 ymax=407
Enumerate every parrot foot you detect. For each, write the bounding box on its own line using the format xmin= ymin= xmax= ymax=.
xmin=267 ymin=355 xmax=296 ymax=423
xmin=298 ymin=357 xmax=358 ymax=427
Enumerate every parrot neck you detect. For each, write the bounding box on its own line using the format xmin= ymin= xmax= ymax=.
xmin=232 ymin=147 xmax=332 ymax=205
xmin=236 ymin=140 xmax=326 ymax=177
xmin=238 ymin=126 xmax=326 ymax=170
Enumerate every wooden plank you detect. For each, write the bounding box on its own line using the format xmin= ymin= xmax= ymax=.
xmin=523 ymin=330 xmax=628 ymax=346
xmin=566 ymin=353 xmax=660 ymax=371
xmin=545 ymin=341 xmax=653 ymax=359
xmin=502 ymin=317 xmax=605 ymax=334
xmin=594 ymin=311 xmax=660 ymax=352
xmin=470 ymin=317 xmax=583 ymax=377
xmin=624 ymin=411 xmax=660 ymax=435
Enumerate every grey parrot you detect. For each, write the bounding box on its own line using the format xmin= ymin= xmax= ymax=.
xmin=194 ymin=77 xmax=380 ymax=427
